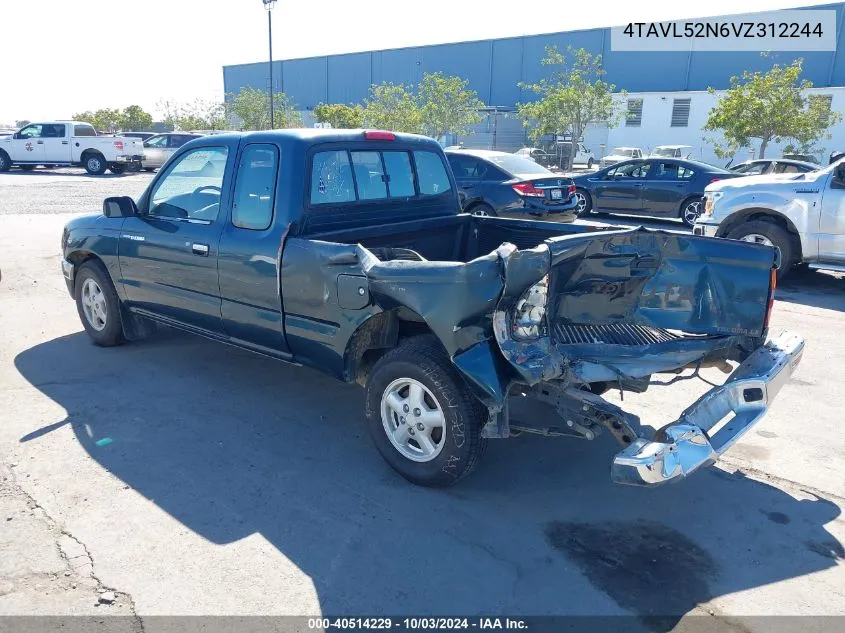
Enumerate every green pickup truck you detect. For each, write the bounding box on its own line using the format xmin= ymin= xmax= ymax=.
xmin=60 ymin=129 xmax=804 ymax=488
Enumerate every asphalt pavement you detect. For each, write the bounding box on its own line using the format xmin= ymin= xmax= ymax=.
xmin=0 ymin=168 xmax=843 ymax=629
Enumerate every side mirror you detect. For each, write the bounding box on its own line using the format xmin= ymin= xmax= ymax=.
xmin=103 ymin=196 xmax=138 ymax=218
xmin=13 ymin=132 xmax=22 ymax=140
xmin=458 ymin=190 xmax=468 ymax=210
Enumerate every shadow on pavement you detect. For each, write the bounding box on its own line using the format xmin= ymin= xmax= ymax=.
xmin=776 ymin=267 xmax=845 ymax=312
xmin=14 ymin=331 xmax=844 ymax=627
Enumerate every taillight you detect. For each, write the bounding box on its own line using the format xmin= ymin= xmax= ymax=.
xmin=364 ymin=130 xmax=395 ymax=141
xmin=512 ymin=182 xmax=544 ymax=197
xmin=567 ymin=184 xmax=576 ymax=196
xmin=113 ymin=140 xmax=124 ymax=150
xmin=764 ymin=268 xmax=777 ymax=329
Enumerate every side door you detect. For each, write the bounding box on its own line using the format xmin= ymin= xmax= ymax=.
xmin=818 ymin=169 xmax=845 ymax=264
xmin=446 ymin=154 xmax=483 ymax=205
xmin=142 ymin=134 xmax=169 ymax=168
xmin=218 ymin=143 xmax=291 ymax=356
xmin=10 ymin=124 xmax=45 ymax=163
xmin=593 ymin=161 xmax=648 ymax=212
xmin=642 ymin=160 xmax=689 ymax=216
xmin=118 ymin=145 xmax=232 ymax=334
xmin=40 ymin=123 xmax=71 ymax=163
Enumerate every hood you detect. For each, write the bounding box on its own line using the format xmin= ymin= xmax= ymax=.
xmin=707 ymin=171 xmax=820 ymax=192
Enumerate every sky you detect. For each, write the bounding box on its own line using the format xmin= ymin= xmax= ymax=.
xmin=0 ymin=0 xmax=830 ymax=124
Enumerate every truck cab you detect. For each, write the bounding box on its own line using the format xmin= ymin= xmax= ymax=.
xmin=0 ymin=121 xmax=145 ymax=174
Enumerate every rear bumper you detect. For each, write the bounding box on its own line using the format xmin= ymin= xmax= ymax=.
xmin=115 ymin=154 xmax=145 ymax=163
xmin=611 ymin=330 xmax=805 ymax=486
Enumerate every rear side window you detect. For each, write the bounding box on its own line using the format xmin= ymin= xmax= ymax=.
xmin=232 ymin=144 xmax=279 ymax=230
xmin=382 ymin=151 xmax=415 ymax=198
xmin=73 ymin=124 xmax=96 ymax=137
xmin=414 ymin=151 xmax=452 ymax=196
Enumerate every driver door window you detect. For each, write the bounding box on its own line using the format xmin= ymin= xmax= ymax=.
xmin=17 ymin=125 xmax=43 ymax=139
xmin=149 ymin=147 xmax=228 ymax=220
xmin=615 ymin=161 xmax=649 ymax=178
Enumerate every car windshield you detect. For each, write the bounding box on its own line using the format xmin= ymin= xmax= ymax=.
xmin=482 ymin=154 xmax=553 ymax=175
xmin=612 ymin=148 xmax=637 ymax=157
xmin=653 ymin=147 xmax=679 ymax=157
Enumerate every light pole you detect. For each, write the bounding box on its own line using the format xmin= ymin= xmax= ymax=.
xmin=262 ymin=0 xmax=276 ymax=129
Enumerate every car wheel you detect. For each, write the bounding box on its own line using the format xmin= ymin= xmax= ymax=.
xmin=19 ymin=165 xmax=36 ymax=171
xmin=84 ymin=154 xmax=107 ymax=175
xmin=726 ymin=220 xmax=794 ymax=280
xmin=364 ymin=335 xmax=488 ymax=487
xmin=574 ymin=188 xmax=593 ymax=216
xmin=127 ymin=162 xmax=141 ymax=172
xmin=680 ymin=197 xmax=704 ymax=227
xmin=74 ymin=260 xmax=125 ymax=346
xmin=143 ymin=167 xmax=156 ymax=172
xmin=0 ymin=151 xmax=11 ymax=172
xmin=108 ymin=164 xmax=127 ymax=175
xmin=469 ymin=203 xmax=496 ymax=217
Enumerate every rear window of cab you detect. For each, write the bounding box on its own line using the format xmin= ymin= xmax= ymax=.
xmin=309 ymin=148 xmax=452 ymax=206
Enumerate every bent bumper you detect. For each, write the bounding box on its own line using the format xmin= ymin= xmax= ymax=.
xmin=611 ymin=330 xmax=805 ymax=486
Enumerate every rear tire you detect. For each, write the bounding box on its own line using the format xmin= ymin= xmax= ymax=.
xmin=364 ymin=335 xmax=488 ymax=487
xmin=469 ymin=203 xmax=496 ymax=217
xmin=0 ymin=151 xmax=11 ymax=172
xmin=108 ymin=164 xmax=126 ymax=175
xmin=680 ymin=197 xmax=703 ymax=227
xmin=575 ymin=188 xmax=593 ymax=216
xmin=74 ymin=260 xmax=125 ymax=346
xmin=83 ymin=153 xmax=107 ymax=175
xmin=726 ymin=220 xmax=794 ymax=280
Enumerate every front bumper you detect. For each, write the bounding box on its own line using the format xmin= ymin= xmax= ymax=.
xmin=692 ymin=220 xmax=719 ymax=237
xmin=611 ymin=330 xmax=805 ymax=486
xmin=61 ymin=259 xmax=74 ymax=296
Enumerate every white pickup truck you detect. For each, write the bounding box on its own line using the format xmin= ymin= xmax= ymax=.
xmin=0 ymin=121 xmax=145 ymax=175
xmin=694 ymin=159 xmax=845 ymax=278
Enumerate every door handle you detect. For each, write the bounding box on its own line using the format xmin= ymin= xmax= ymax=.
xmin=62 ymin=141 xmax=69 ymax=145
xmin=36 ymin=141 xmax=44 ymax=144
xmin=191 ymin=243 xmax=209 ymax=256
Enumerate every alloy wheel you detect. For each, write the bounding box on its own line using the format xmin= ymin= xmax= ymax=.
xmin=380 ymin=378 xmax=447 ymax=462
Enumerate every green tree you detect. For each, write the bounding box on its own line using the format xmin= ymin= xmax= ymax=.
xmin=121 ymin=105 xmax=153 ymax=131
xmin=228 ymin=87 xmax=301 ymax=130
xmin=72 ymin=109 xmax=124 ymax=132
xmin=362 ymin=83 xmax=422 ymax=134
xmin=418 ymin=72 xmax=484 ymax=141
xmin=313 ymin=103 xmax=364 ymax=129
xmin=704 ymin=57 xmax=842 ymax=159
xmin=518 ymin=47 xmax=624 ymax=169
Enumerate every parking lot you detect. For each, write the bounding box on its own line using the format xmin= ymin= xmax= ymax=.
xmin=1 ymin=169 xmax=844 ymax=628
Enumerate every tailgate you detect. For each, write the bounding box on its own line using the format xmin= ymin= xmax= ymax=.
xmin=496 ymin=228 xmax=777 ymax=384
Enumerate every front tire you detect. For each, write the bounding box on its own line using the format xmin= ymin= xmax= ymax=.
xmin=108 ymin=163 xmax=126 ymax=175
xmin=84 ymin=154 xmax=107 ymax=175
xmin=726 ymin=220 xmax=794 ymax=280
xmin=365 ymin=335 xmax=488 ymax=487
xmin=574 ymin=188 xmax=593 ymax=216
xmin=74 ymin=261 xmax=125 ymax=346
xmin=469 ymin=203 xmax=496 ymax=217
xmin=0 ymin=151 xmax=11 ymax=172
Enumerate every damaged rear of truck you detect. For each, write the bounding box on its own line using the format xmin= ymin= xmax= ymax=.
xmin=334 ymin=226 xmax=805 ymax=487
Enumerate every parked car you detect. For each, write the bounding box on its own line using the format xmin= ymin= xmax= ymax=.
xmin=514 ymin=147 xmax=559 ymax=169
xmin=650 ymin=145 xmax=693 ymax=159
xmin=446 ymin=149 xmax=578 ymax=220
xmin=141 ymin=132 xmax=204 ymax=170
xmin=0 ymin=121 xmax=145 ymax=174
xmin=782 ymin=153 xmax=820 ymax=165
xmin=599 ymin=147 xmax=643 ymax=168
xmin=730 ymin=158 xmax=818 ymax=176
xmin=60 ymin=128 xmax=803 ymax=488
xmin=555 ymin=142 xmax=596 ymax=168
xmin=696 ymin=158 xmax=845 ymax=278
xmin=571 ymin=157 xmax=741 ymax=226
xmin=122 ymin=132 xmax=156 ymax=142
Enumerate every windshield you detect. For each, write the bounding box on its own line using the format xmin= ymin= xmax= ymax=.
xmin=653 ymin=147 xmax=678 ymax=157
xmin=483 ymin=154 xmax=553 ymax=175
xmin=612 ymin=148 xmax=637 ymax=157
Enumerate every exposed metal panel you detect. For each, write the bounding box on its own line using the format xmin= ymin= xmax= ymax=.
xmin=282 ymin=57 xmax=328 ymax=109
xmin=371 ymin=48 xmax=424 ymax=86
xmin=327 ymin=53 xmax=371 ymax=104
xmin=490 ymin=39 xmax=523 ymax=106
xmin=421 ymin=41 xmax=492 ymax=101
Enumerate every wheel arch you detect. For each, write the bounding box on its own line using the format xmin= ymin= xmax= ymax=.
xmin=716 ymin=208 xmax=803 ymax=261
xmin=66 ymin=250 xmax=106 ymax=294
